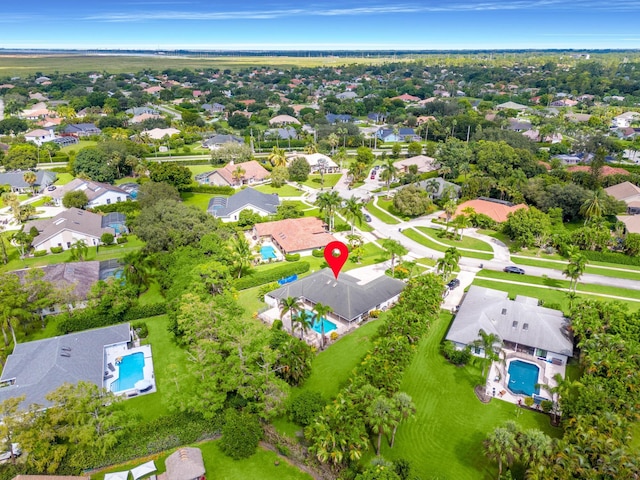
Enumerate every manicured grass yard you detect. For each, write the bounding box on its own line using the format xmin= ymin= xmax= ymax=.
xmin=180 ymin=192 xmax=222 ymax=211
xmin=383 ymin=312 xmax=561 ymax=480
xmin=94 ymin=440 xmax=311 ymax=480
xmin=366 ymin=200 xmax=400 ymax=224
xmin=403 ymin=228 xmax=494 ymax=260
xmin=512 ymin=256 xmax=640 ymax=281
xmin=53 ymin=172 xmax=75 ymax=185
xmin=187 ymin=165 xmax=216 ymax=178
xmin=416 ymin=226 xmax=493 ymax=251
xmin=61 ymin=140 xmax=97 ymax=154
xmin=254 ymin=184 xmax=304 ymax=196
xmin=301 ymin=173 xmax=342 ymax=189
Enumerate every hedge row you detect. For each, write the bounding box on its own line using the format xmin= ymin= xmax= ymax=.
xmin=582 ymin=250 xmax=640 ymax=266
xmin=234 ymin=261 xmax=310 ymax=290
xmin=56 ymin=302 xmax=167 ymax=334
xmin=183 ymin=184 xmax=235 ymax=195
xmin=285 ymin=253 xmax=301 ymax=262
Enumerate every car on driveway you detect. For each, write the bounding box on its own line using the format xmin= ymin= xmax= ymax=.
xmin=447 ymin=278 xmax=461 ymax=290
xmin=503 ymin=266 xmax=525 ymax=274
xmin=364 ymin=213 xmax=372 ymax=222
xmin=47 ymin=185 xmax=56 ymax=191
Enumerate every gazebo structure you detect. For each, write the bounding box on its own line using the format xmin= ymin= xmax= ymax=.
xmin=161 ymin=447 xmax=205 ymax=480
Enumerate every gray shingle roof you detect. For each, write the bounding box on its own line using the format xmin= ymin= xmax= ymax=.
xmin=208 ymin=188 xmax=279 ymax=218
xmin=12 ymin=261 xmax=101 ymax=300
xmin=445 ymin=286 xmax=573 ymax=356
xmin=0 ymin=170 xmax=57 ymax=189
xmin=25 ymin=208 xmax=114 ymax=249
xmin=266 ymin=269 xmax=405 ymax=322
xmin=0 ymin=324 xmax=131 ymax=408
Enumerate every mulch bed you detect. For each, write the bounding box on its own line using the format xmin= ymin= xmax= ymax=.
xmin=474 ymin=385 xmax=492 ymax=403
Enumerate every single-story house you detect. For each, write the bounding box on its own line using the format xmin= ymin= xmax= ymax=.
xmin=0 ymin=170 xmax=57 ymax=193
xmin=335 ymin=92 xmax=358 ymax=100
xmin=325 ymin=113 xmax=352 ymax=124
xmin=496 ymin=101 xmax=528 ymax=111
xmin=394 ymin=155 xmax=437 ymax=174
xmin=208 ymin=187 xmax=279 ymax=222
xmin=265 ymin=269 xmax=405 ymax=324
xmin=52 ymin=136 xmax=78 ymax=147
xmin=161 ymin=447 xmax=205 ymax=480
xmin=415 ymin=177 xmax=461 ymax=200
xmin=24 ymin=208 xmax=122 ymax=253
xmin=567 ymin=165 xmax=630 ymax=177
xmin=254 ymin=217 xmax=336 ymax=255
xmin=50 ymin=179 xmax=130 ymax=208
xmin=367 ymin=112 xmax=386 ymax=123
xmin=391 ymin=93 xmax=421 ymax=102
xmin=285 ymin=152 xmax=339 ymax=173
xmin=376 ymin=127 xmax=420 ymax=143
xmin=443 ymin=198 xmax=528 ymax=223
xmin=612 ymin=112 xmax=640 ymax=129
xmin=202 ymin=134 xmax=244 ymax=150
xmin=202 ymin=102 xmax=225 ymax=114
xmin=617 ymin=215 xmax=640 ymax=234
xmin=265 ymin=127 xmax=298 ymax=141
xmin=62 ymin=123 xmax=101 ymax=137
xmin=605 ymin=181 xmax=640 ymax=215
xmin=24 ymin=128 xmax=55 ymax=146
xmin=269 ymin=114 xmax=300 ymax=126
xmin=139 ymin=127 xmax=180 ymax=141
xmin=445 ymin=286 xmax=574 ymax=365
xmin=196 ymin=160 xmax=269 ymax=187
xmin=0 ymin=324 xmax=132 ymax=408
xmin=125 ymin=106 xmax=160 ymax=116
xmin=129 ymin=113 xmax=162 ymax=124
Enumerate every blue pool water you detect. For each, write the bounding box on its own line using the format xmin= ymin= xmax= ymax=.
xmin=110 ymin=352 xmax=145 ymax=392
xmin=507 ymin=360 xmax=540 ymax=396
xmin=261 ymin=245 xmax=277 ymax=260
xmin=312 ymin=318 xmax=337 ymax=334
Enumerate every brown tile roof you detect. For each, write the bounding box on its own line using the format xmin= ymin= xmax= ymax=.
xmin=443 ymin=198 xmax=528 ymax=223
xmin=604 ymin=181 xmax=640 ymax=201
xmin=568 ymin=165 xmax=630 ymax=176
xmin=255 ymin=217 xmax=336 ymax=254
xmin=617 ymin=215 xmax=640 ymax=234
xmin=214 ymin=160 xmax=270 ymax=186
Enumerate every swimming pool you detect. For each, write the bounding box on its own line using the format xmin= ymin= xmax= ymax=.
xmin=110 ymin=352 xmax=145 ymax=393
xmin=507 ymin=360 xmax=540 ymax=396
xmin=261 ymin=245 xmax=277 ymax=260
xmin=312 ymin=318 xmax=337 ymax=334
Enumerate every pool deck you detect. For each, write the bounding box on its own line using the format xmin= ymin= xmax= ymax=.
xmin=103 ymin=343 xmax=156 ymax=398
xmin=257 ymin=240 xmax=284 ymax=263
xmin=486 ymin=351 xmax=566 ymax=407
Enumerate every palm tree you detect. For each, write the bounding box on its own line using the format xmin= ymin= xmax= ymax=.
xmin=366 ymin=395 xmax=394 ymax=456
xmin=327 ymin=133 xmax=339 ymax=155
xmin=389 ymin=392 xmax=416 ymax=448
xmin=123 ymin=251 xmax=154 ymax=293
xmin=68 ymin=240 xmax=88 ymax=262
xmin=382 ymin=239 xmax=408 ymax=277
xmin=451 ymin=214 xmax=470 ymax=240
xmin=537 ymin=373 xmax=583 ymax=425
xmin=312 ymin=302 xmax=333 ymax=349
xmin=22 ymin=171 xmax=37 ymax=194
xmin=231 ymin=165 xmax=246 ymax=186
xmin=484 ymin=426 xmax=518 ymax=479
xmin=563 ymin=248 xmax=587 ymax=292
xmin=425 ymin=178 xmax=440 ymax=199
xmin=315 ymin=190 xmax=342 ymax=232
xmin=294 ymin=309 xmax=313 ymax=340
xmin=436 ymin=247 xmax=460 ymax=280
xmin=304 ymin=142 xmax=318 ymax=154
xmin=580 ymin=188 xmax=607 ymax=225
xmin=342 ymin=196 xmax=365 ymax=234
xmin=380 ymin=158 xmax=398 ymax=199
xmin=473 ymin=329 xmax=502 ymax=379
xmin=228 ymin=233 xmax=253 ymax=279
xmin=268 ymin=146 xmax=287 ymax=168
xmin=443 ymin=199 xmax=458 ymax=233
xmin=279 ymin=296 xmax=302 ymax=327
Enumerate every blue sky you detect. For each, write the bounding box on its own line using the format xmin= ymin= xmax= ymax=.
xmin=2 ymin=0 xmax=640 ymax=50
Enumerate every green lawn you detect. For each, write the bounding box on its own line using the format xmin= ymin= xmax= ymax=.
xmin=187 ymin=165 xmax=216 ymax=178
xmin=366 ymin=200 xmax=400 ymax=225
xmin=383 ymin=312 xmax=562 ymax=480
xmin=61 ymin=140 xmax=97 ymax=154
xmin=416 ymin=226 xmax=493 ymax=252
xmin=402 ymin=228 xmax=494 ymax=261
xmin=301 ymin=173 xmax=342 ymax=189
xmin=180 ymin=192 xmax=219 ymax=211
xmin=0 ymin=235 xmax=145 ymax=273
xmin=53 ymin=172 xmax=75 ymax=185
xmin=94 ymin=440 xmax=311 ymax=480
xmin=476 ymin=229 xmax=512 ymax=247
xmin=254 ymin=184 xmax=304 ymax=196
xmin=512 ymin=256 xmax=640 ymax=281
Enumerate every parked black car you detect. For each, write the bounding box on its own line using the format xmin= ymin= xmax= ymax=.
xmin=503 ymin=266 xmax=525 ymax=275
xmin=447 ymin=278 xmax=461 ymax=289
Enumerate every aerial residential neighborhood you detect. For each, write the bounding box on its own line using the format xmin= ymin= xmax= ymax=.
xmin=0 ymin=5 xmax=640 ymax=479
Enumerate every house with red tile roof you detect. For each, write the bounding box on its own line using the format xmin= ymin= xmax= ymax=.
xmin=196 ymin=160 xmax=269 ymax=187
xmin=442 ymin=198 xmax=528 ymax=223
xmin=605 ymin=181 xmax=640 ymax=215
xmin=391 ymin=93 xmax=421 ymax=102
xmin=254 ymin=217 xmax=336 ymax=255
xmin=567 ymin=165 xmax=630 ymax=177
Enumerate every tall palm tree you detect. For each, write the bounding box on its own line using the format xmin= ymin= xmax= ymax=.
xmin=443 ymin=199 xmax=458 ymax=233
xmin=327 ymin=133 xmax=339 ymax=155
xmin=268 ymin=146 xmax=287 ymax=168
xmin=473 ymin=329 xmax=502 ymax=379
xmin=389 ymin=392 xmax=416 ymax=447
xmin=366 ymin=395 xmax=394 ymax=456
xmin=563 ymin=248 xmax=587 ymax=292
xmin=312 ymin=302 xmax=333 ymax=349
xmin=295 ymin=309 xmax=313 ymax=340
xmin=68 ymin=240 xmax=88 ymax=262
xmin=228 ymin=233 xmax=253 ymax=279
xmin=484 ymin=426 xmax=518 ymax=479
xmin=22 ymin=171 xmax=37 ymax=194
xmin=425 ymin=178 xmax=439 ymax=199
xmin=279 ymin=296 xmax=302 ymax=324
xmin=123 ymin=250 xmax=154 ymax=293
xmin=231 ymin=165 xmax=246 ymax=186
xmin=315 ymin=190 xmax=342 ymax=232
xmin=380 ymin=158 xmax=398 ymax=199
xmin=580 ymin=188 xmax=607 ymax=225
xmin=342 ymin=196 xmax=365 ymax=234
xmin=537 ymin=373 xmax=583 ymax=425
xmin=382 ymin=239 xmax=408 ymax=277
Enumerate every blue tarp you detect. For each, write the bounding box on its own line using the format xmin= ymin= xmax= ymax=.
xmin=278 ymin=274 xmax=298 ymax=285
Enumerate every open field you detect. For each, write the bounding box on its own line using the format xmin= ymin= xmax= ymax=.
xmin=61 ymin=140 xmax=97 ymax=154
xmin=301 ymin=173 xmax=343 ymax=189
xmin=416 ymin=226 xmax=493 ymax=251
xmin=402 ymin=228 xmax=494 ymax=260
xmin=0 ymin=54 xmax=403 ymax=76
xmin=254 ymin=184 xmax=304 ymax=196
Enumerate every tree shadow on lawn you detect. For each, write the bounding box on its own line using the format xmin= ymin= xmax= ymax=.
xmin=541 ymin=276 xmax=563 ymax=288
xmin=454 ymin=429 xmax=493 ymax=477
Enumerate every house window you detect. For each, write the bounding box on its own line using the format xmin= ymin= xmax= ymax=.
xmin=536 ymin=348 xmax=547 ymax=357
xmin=66 ymin=242 xmax=71 ymax=248
xmin=523 ymin=323 xmax=529 ymax=331
xmin=512 ymin=321 xmax=518 ymax=329
xmin=106 ymin=198 xmax=111 ymax=204
xmin=501 ymin=308 xmax=507 ymax=315
xmin=473 ymin=346 xmax=481 ymax=354
xmin=116 ymin=197 xmax=121 ymax=202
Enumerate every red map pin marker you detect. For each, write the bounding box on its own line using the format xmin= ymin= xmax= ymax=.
xmin=324 ymin=241 xmax=349 ymax=279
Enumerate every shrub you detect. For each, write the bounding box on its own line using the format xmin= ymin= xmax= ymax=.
xmin=182 ymin=184 xmax=235 ymax=195
xmin=369 ymin=309 xmax=381 ymax=318
xmin=541 ymin=400 xmax=554 ymax=413
xmin=57 ymin=302 xmax=166 ymax=334
xmin=582 ymin=249 xmax=640 ymax=266
xmin=312 ymin=248 xmax=324 ymax=258
xmin=258 ymin=282 xmax=280 ymax=301
xmin=132 ymin=321 xmax=149 ymax=339
xmin=524 ymin=397 xmax=534 ymax=408
xmin=33 ymin=250 xmax=47 ymax=257
xmin=219 ymin=409 xmax=263 ymax=460
xmin=234 ymin=261 xmax=310 ymax=290
xmin=50 ymin=246 xmax=64 ymax=254
xmin=441 ymin=341 xmax=471 ymax=366
xmin=334 ymin=224 xmax=351 ymax=232
xmin=330 ymin=331 xmax=339 ymax=341
xmin=116 ymin=236 xmax=128 ymax=244
xmin=101 ymin=232 xmax=114 ymax=245
xmin=285 ymin=253 xmax=300 ymax=262
xmin=288 ymin=391 xmax=326 ymax=426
